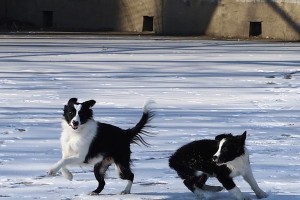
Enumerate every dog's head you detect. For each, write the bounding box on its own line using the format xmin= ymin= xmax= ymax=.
xmin=212 ymin=131 xmax=247 ymax=165
xmin=63 ymin=98 xmax=96 ymax=130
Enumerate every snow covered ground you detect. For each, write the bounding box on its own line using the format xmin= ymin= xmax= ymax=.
xmin=0 ymin=35 xmax=299 ymax=200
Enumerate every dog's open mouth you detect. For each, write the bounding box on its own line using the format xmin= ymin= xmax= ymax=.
xmin=70 ymin=124 xmax=79 ymax=130
xmin=212 ymin=158 xmax=224 ymax=166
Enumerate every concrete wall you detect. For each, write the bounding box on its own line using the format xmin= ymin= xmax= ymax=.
xmin=1 ymin=0 xmax=300 ymax=40
xmin=52 ymin=0 xmax=119 ymax=31
xmin=162 ymin=0 xmax=218 ymax=35
xmin=0 ymin=1 xmax=5 ymax=19
xmin=5 ymin=0 xmax=119 ymax=31
xmin=115 ymin=0 xmax=162 ymax=32
xmin=3 ymin=0 xmax=162 ymax=32
xmin=5 ymin=0 xmax=41 ymax=26
xmin=206 ymin=0 xmax=300 ymax=40
xmin=162 ymin=0 xmax=300 ymax=40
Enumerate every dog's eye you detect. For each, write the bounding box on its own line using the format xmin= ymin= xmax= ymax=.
xmin=222 ymin=147 xmax=228 ymax=152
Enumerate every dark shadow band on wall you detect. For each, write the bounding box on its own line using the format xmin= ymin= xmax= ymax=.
xmin=162 ymin=0 xmax=218 ymax=35
xmin=267 ymin=1 xmax=300 ymax=34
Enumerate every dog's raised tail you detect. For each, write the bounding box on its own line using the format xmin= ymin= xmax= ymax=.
xmin=128 ymin=100 xmax=155 ymax=147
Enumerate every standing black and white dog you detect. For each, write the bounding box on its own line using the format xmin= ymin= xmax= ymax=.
xmin=169 ymin=131 xmax=268 ymax=200
xmin=48 ymin=98 xmax=154 ymax=195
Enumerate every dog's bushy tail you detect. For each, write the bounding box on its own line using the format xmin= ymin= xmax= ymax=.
xmin=128 ymin=100 xmax=155 ymax=147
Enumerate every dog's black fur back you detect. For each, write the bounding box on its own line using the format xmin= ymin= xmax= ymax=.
xmin=84 ymin=109 xmax=154 ymax=164
xmin=169 ymin=139 xmax=221 ymax=180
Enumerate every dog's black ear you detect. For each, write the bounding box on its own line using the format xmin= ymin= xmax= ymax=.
xmin=215 ymin=133 xmax=233 ymax=141
xmin=68 ymin=98 xmax=78 ymax=105
xmin=239 ymin=131 xmax=247 ymax=142
xmin=233 ymin=131 xmax=247 ymax=146
xmin=83 ymin=100 xmax=96 ymax=108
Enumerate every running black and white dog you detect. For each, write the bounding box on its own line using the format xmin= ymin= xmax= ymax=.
xmin=169 ymin=131 xmax=268 ymax=200
xmin=48 ymin=98 xmax=154 ymax=195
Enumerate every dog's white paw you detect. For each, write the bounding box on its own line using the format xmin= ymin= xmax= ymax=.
xmin=256 ymin=191 xmax=268 ymax=199
xmin=193 ymin=188 xmax=205 ymax=200
xmin=120 ymin=190 xmax=130 ymax=195
xmin=47 ymin=168 xmax=58 ymax=176
xmin=242 ymin=196 xmax=252 ymax=200
xmin=120 ymin=181 xmax=132 ymax=195
xmin=47 ymin=165 xmax=60 ymax=176
xmin=88 ymin=191 xmax=100 ymax=196
xmin=61 ymin=168 xmax=73 ymax=181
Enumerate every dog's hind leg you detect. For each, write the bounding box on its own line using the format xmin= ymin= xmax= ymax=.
xmin=183 ymin=178 xmax=206 ymax=200
xmin=170 ymin=160 xmax=205 ymax=193
xmin=182 ymin=175 xmax=206 ymax=192
xmin=195 ymin=174 xmax=208 ymax=189
xmin=115 ymin=159 xmax=134 ymax=194
xmin=194 ymin=174 xmax=223 ymax=192
xmin=90 ymin=158 xmax=112 ymax=195
xmin=193 ymin=188 xmax=206 ymax=200
xmin=195 ymin=174 xmax=223 ymax=192
xmin=169 ymin=157 xmax=221 ymax=195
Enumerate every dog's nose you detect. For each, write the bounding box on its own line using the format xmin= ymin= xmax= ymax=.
xmin=212 ymin=156 xmax=218 ymax=162
xmin=72 ymin=120 xmax=79 ymax=127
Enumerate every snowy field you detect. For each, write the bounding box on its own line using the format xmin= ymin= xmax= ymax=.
xmin=0 ymin=35 xmax=299 ymax=200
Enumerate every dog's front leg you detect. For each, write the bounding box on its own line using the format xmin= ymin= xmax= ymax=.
xmin=243 ymin=170 xmax=268 ymax=199
xmin=217 ymin=175 xmax=251 ymax=200
xmin=48 ymin=155 xmax=84 ymax=176
xmin=61 ymin=167 xmax=73 ymax=181
xmin=229 ymin=186 xmax=251 ymax=200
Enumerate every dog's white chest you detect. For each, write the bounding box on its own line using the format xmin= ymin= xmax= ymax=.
xmin=62 ymin=133 xmax=83 ymax=155
xmin=227 ymin=149 xmax=250 ymax=178
xmin=60 ymin=120 xmax=97 ymax=159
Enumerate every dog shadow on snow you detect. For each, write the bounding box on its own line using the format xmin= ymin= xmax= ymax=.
xmin=136 ymin=191 xmax=300 ymax=200
xmin=137 ymin=191 xmax=232 ymax=200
